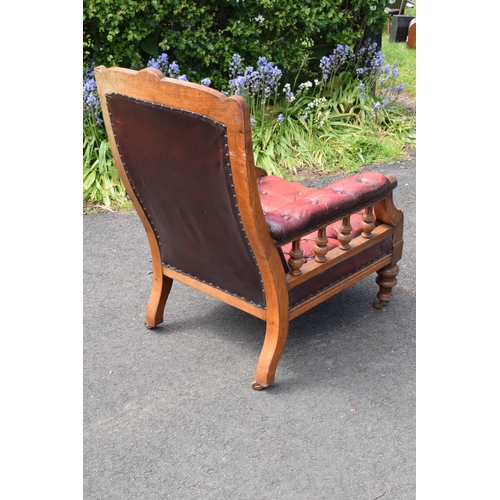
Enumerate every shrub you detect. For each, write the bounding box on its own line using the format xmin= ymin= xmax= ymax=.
xmin=83 ymin=40 xmax=415 ymax=205
xmin=84 ymin=0 xmax=391 ymax=89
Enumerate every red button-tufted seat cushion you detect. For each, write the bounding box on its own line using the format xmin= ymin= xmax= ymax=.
xmin=257 ymin=173 xmax=391 ymax=263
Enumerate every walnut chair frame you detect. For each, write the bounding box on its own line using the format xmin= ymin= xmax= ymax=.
xmin=94 ymin=66 xmax=404 ymax=390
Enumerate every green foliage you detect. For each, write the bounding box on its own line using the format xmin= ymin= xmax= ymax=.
xmin=82 ymin=33 xmax=416 ymax=205
xmin=226 ymin=42 xmax=415 ymax=177
xmin=83 ymin=115 xmax=127 ymax=207
xmin=83 ymin=0 xmax=391 ymax=89
xmin=381 ymin=32 xmax=416 ymax=97
xmin=251 ymin=98 xmax=411 ymax=179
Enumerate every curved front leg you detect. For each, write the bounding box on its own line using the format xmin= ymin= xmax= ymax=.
xmin=252 ymin=305 xmax=289 ymax=390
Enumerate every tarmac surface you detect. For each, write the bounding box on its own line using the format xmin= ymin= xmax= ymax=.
xmin=83 ymin=149 xmax=416 ymax=499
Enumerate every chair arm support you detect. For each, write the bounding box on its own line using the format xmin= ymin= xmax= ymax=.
xmin=264 ymin=172 xmax=396 ymax=243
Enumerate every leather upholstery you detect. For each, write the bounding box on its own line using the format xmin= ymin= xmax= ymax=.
xmin=258 ymin=176 xmax=367 ymax=264
xmin=257 ymin=175 xmax=393 ymax=285
xmin=258 ymin=173 xmax=392 ymax=243
xmin=105 ymin=94 xmax=394 ymax=312
xmin=106 ymin=93 xmax=266 ymax=307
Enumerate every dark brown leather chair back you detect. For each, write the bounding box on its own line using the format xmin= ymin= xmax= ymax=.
xmin=106 ymin=93 xmax=265 ymax=307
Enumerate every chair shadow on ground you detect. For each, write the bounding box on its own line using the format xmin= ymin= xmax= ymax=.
xmin=146 ymin=278 xmax=411 ymax=393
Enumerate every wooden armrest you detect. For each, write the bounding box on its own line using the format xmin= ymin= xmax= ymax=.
xmin=264 ymin=172 xmax=396 ymax=244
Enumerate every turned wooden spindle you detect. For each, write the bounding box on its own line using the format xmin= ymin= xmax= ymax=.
xmin=338 ymin=216 xmax=352 ymax=250
xmin=314 ymin=227 xmax=328 ymax=263
xmin=361 ymin=206 xmax=375 ymax=239
xmin=288 ymin=239 xmax=304 ymax=276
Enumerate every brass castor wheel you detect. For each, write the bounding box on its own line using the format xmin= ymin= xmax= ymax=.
xmin=251 ymin=381 xmax=266 ymax=391
xmin=372 ymin=300 xmax=388 ymax=309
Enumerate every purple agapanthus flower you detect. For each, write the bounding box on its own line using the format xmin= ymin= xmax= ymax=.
xmin=168 ymin=61 xmax=180 ymax=77
xmin=83 ymin=68 xmax=103 ymax=125
xmin=320 ymin=44 xmax=352 ymax=80
xmin=148 ymin=53 xmax=182 ymax=78
xmin=148 ymin=53 xmax=169 ymax=73
xmin=369 ymin=51 xmax=386 ymax=73
xmin=229 ymin=75 xmax=248 ymax=95
xmin=230 ymin=54 xmax=243 ymax=78
xmin=228 ymin=55 xmax=283 ymax=99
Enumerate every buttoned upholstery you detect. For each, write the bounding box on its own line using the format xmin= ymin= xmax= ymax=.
xmin=257 ymin=173 xmax=390 ymax=263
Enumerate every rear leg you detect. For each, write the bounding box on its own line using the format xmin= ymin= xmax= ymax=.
xmin=145 ymin=273 xmax=173 ymax=328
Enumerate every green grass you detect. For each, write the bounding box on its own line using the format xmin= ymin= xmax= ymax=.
xmin=381 ymin=7 xmax=416 ymax=97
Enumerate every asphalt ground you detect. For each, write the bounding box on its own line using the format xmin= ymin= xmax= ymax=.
xmin=83 ymin=149 xmax=416 ymax=499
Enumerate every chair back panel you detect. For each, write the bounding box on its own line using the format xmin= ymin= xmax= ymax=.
xmin=106 ymin=93 xmax=265 ymax=307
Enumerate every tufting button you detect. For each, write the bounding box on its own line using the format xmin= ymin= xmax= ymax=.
xmin=282 ymin=214 xmax=290 ymax=220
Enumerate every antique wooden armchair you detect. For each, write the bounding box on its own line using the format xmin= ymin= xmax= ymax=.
xmin=94 ymin=66 xmax=404 ymax=390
